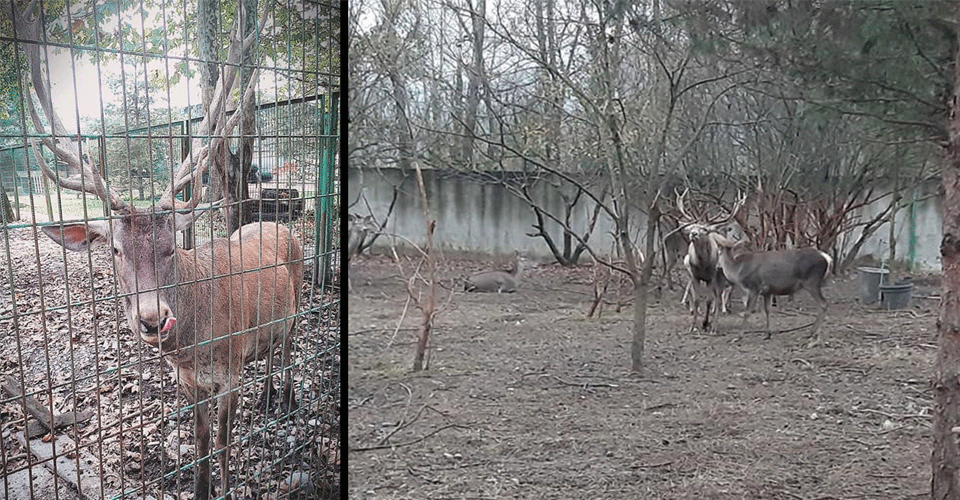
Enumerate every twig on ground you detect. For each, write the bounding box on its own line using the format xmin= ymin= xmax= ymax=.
xmin=549 ymin=374 xmax=619 ymax=388
xmin=643 ymin=402 xmax=676 ymax=412
xmin=353 ymin=423 xmax=472 ymax=452
xmin=629 ymin=461 xmax=673 ymax=469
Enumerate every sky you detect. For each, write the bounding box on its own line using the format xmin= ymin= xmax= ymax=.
xmin=45 ymin=49 xmax=202 ymax=130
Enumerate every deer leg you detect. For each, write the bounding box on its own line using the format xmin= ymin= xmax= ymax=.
xmin=187 ymin=387 xmax=213 ymax=500
xmin=763 ymin=294 xmax=773 ymax=340
xmin=681 ymin=281 xmax=693 ymax=312
xmin=279 ymin=326 xmax=298 ymax=411
xmin=259 ymin=350 xmax=280 ymax=412
xmin=702 ymin=294 xmax=713 ymax=331
xmin=742 ymin=291 xmax=757 ymax=326
xmin=689 ymin=281 xmax=701 ymax=332
xmin=807 ymin=288 xmax=829 ymax=347
xmin=720 ymin=286 xmax=731 ymax=314
xmin=663 ymin=253 xmax=675 ymax=290
xmin=216 ymin=389 xmax=239 ymax=500
xmin=259 ymin=327 xmax=299 ymax=413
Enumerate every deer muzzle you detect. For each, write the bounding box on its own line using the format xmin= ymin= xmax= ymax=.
xmin=133 ymin=297 xmax=177 ymax=345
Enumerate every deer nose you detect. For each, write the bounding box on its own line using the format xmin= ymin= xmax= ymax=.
xmin=137 ymin=305 xmax=175 ymax=336
xmin=139 ymin=318 xmax=158 ymax=334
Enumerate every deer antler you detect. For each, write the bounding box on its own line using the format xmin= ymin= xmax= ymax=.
xmin=15 ymin=3 xmax=128 ymax=214
xmin=676 ymin=187 xmax=696 ymax=222
xmin=158 ymin=145 xmax=212 ymax=211
xmin=30 ymin=138 xmax=128 ymax=213
xmin=705 ymin=189 xmax=747 ymax=233
xmin=25 ymin=113 xmax=128 ymax=213
xmin=157 ymin=14 xmax=261 ymax=213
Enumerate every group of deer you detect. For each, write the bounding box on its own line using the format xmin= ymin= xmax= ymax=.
xmin=665 ymin=189 xmax=832 ymax=344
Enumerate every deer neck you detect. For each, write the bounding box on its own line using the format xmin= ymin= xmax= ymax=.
xmin=512 ymin=258 xmax=524 ymax=277
xmin=155 ymin=248 xmax=212 ymax=351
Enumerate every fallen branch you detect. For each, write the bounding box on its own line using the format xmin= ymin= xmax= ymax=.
xmin=352 ymin=423 xmax=472 ymax=452
xmin=549 ymin=374 xmax=620 ymax=388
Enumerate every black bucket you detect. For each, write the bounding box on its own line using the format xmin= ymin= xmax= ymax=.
xmin=879 ymin=281 xmax=913 ymax=310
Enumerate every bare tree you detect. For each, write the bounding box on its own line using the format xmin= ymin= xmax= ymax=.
xmin=198 ymin=0 xmax=261 ymax=233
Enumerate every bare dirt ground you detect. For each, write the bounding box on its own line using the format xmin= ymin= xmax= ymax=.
xmin=0 ymin=220 xmax=340 ymax=500
xmin=348 ymin=253 xmax=936 ymax=499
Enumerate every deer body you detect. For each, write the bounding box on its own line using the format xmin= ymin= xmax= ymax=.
xmin=347 ymin=214 xmax=375 ymax=259
xmin=683 ymin=229 xmax=727 ymax=331
xmin=43 ymin=211 xmax=302 ymax=500
xmin=464 ymin=254 xmax=525 ymax=293
xmin=716 ymin=238 xmax=830 ymax=343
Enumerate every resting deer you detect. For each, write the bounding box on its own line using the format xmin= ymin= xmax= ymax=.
xmin=39 ymin=155 xmax=303 ymax=500
xmin=464 ymin=252 xmax=527 ymax=293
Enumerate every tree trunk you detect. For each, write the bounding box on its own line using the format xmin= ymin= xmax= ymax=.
xmin=0 ymin=188 xmax=14 ymax=223
xmin=889 ymin=162 xmax=899 ymax=263
xmin=595 ymin=3 xmax=645 ymax=373
xmin=197 ymin=0 xmax=219 ymax=112
xmin=458 ymin=0 xmax=485 ymax=166
xmin=204 ymin=0 xmax=256 ymax=233
xmin=231 ymin=0 xmax=257 ymax=231
xmin=932 ymin=10 xmax=960 ymax=497
xmin=411 ymin=170 xmax=437 ymax=372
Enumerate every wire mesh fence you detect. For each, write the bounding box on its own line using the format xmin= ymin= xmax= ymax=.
xmin=0 ymin=2 xmax=340 ymax=499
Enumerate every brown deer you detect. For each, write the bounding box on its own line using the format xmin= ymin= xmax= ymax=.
xmin=39 ymin=154 xmax=303 ymax=500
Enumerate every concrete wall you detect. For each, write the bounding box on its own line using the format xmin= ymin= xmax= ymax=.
xmin=349 ymin=167 xmax=944 ymax=270
xmin=841 ymin=180 xmax=942 ymax=270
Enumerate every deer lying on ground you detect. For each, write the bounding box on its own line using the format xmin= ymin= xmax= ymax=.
xmin=464 ymin=252 xmax=527 ymax=293
xmin=714 ymin=235 xmax=832 ymax=345
xmin=39 ymin=155 xmax=303 ymax=500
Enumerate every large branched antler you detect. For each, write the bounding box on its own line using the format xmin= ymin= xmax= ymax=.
xmin=705 ymin=189 xmax=746 ymax=230
xmin=11 ymin=2 xmax=128 ymax=213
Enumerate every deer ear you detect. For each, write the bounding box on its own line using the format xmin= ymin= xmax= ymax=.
xmin=42 ymin=221 xmax=110 ymax=252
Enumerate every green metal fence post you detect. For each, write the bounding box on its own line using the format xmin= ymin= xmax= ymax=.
xmin=315 ymin=92 xmax=339 ymax=286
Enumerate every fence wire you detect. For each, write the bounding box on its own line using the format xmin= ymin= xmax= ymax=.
xmin=0 ymin=2 xmax=341 ymax=499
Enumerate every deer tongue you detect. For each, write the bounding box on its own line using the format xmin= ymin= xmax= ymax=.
xmin=161 ymin=316 xmax=177 ymax=333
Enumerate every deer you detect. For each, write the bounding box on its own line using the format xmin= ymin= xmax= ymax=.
xmin=658 ymin=214 xmax=689 ymax=291
xmin=713 ymin=235 xmax=832 ymax=345
xmin=347 ymin=214 xmax=376 ymax=258
xmin=682 ymin=226 xmax=727 ymax=331
xmin=464 ymin=252 xmax=527 ymax=293
xmin=38 ymin=152 xmax=303 ymax=500
xmin=346 ymin=214 xmax=377 ymax=291
xmin=676 ymin=188 xmax=746 ymax=331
